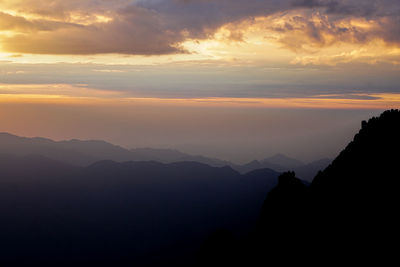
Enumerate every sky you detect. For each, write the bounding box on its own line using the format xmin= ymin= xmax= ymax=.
xmin=0 ymin=0 xmax=399 ymax=163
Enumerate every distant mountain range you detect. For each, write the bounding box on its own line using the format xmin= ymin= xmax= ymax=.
xmin=1 ymin=110 xmax=398 ymax=265
xmin=0 ymin=132 xmax=329 ymax=181
xmin=0 ymin=131 xmax=330 ymax=264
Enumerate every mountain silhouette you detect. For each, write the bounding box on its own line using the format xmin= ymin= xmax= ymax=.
xmin=196 ymin=109 xmax=400 ymax=265
xmin=0 ymin=153 xmax=279 ymax=266
xmin=0 ymin=132 xmax=327 ymax=179
xmin=0 ymin=132 xmax=233 ymax=167
xmin=250 ymin=109 xmax=400 ymax=264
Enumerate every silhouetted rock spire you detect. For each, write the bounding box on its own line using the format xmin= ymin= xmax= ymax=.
xmin=253 ymin=109 xmax=400 ymax=264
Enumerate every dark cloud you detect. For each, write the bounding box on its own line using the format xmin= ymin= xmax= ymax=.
xmin=293 ymin=0 xmax=400 ymax=17
xmin=292 ymin=0 xmax=325 ymax=8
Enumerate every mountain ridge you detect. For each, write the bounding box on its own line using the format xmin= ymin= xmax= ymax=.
xmin=0 ymin=132 xmax=328 ymax=180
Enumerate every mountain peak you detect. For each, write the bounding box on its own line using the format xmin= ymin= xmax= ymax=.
xmin=312 ymin=109 xmax=400 ymax=191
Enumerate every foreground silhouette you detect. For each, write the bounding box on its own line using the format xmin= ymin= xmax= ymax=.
xmin=198 ymin=109 xmax=400 ymax=265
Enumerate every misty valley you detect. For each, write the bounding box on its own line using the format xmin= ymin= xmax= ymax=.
xmin=0 ymin=110 xmax=399 ymax=266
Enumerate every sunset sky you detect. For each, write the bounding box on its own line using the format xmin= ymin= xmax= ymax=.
xmin=1 ymin=0 xmax=399 ymax=162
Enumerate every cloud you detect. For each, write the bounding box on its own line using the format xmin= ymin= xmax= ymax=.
xmin=0 ymin=3 xmax=185 ymax=55
xmin=0 ymin=11 xmax=79 ymax=32
xmin=0 ymin=0 xmax=399 ymax=55
xmin=263 ymin=11 xmax=377 ymax=52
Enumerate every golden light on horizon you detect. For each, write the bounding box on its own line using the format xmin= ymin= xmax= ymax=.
xmin=0 ymin=0 xmax=399 ymax=114
xmin=1 ymin=83 xmax=399 ymax=110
